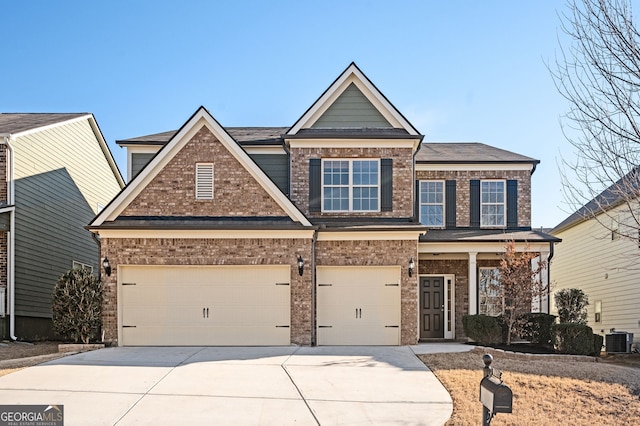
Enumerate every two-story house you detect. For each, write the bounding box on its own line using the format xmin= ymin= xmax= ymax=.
xmin=89 ymin=63 xmax=558 ymax=346
xmin=0 ymin=113 xmax=124 ymax=340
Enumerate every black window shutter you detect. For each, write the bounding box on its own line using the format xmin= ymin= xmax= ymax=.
xmin=381 ymin=158 xmax=393 ymax=211
xmin=415 ymin=180 xmax=420 ymax=222
xmin=507 ymin=180 xmax=518 ymax=228
xmin=445 ymin=180 xmax=456 ymax=228
xmin=470 ymin=180 xmax=480 ymax=228
xmin=309 ymin=159 xmax=321 ymax=212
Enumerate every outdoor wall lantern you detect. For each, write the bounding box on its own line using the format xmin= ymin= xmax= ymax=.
xmin=297 ymin=255 xmax=304 ymax=276
xmin=408 ymin=257 xmax=415 ymax=277
xmin=103 ymin=257 xmax=112 ymax=277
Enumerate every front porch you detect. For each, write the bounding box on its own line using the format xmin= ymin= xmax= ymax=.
xmin=417 ymin=229 xmax=556 ymax=340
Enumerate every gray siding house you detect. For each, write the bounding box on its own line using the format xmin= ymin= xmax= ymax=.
xmin=0 ymin=113 xmax=124 ymax=339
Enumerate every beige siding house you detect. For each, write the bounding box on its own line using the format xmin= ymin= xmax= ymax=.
xmin=0 ymin=113 xmax=124 ymax=339
xmin=551 ymin=192 xmax=640 ymax=348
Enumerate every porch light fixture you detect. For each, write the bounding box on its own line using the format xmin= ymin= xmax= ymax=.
xmin=297 ymin=255 xmax=304 ymax=276
xmin=103 ymin=257 xmax=111 ymax=277
xmin=408 ymin=257 xmax=415 ymax=277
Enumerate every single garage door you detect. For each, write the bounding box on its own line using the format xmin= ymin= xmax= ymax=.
xmin=120 ymin=265 xmax=291 ymax=346
xmin=316 ymin=266 xmax=401 ymax=345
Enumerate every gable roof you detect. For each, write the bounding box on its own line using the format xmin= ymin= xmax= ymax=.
xmin=416 ymin=143 xmax=540 ymax=164
xmin=0 ymin=113 xmax=124 ymax=188
xmin=552 ymin=167 xmax=640 ymax=233
xmin=90 ymin=106 xmax=311 ymax=228
xmin=286 ymin=62 xmax=422 ymax=138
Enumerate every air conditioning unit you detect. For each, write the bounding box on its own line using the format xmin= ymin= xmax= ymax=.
xmin=605 ymin=332 xmax=634 ymax=353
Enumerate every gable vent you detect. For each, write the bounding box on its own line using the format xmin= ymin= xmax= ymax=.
xmin=195 ymin=163 xmax=214 ymax=200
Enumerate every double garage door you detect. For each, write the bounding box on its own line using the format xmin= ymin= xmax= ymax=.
xmin=120 ymin=265 xmax=291 ymax=346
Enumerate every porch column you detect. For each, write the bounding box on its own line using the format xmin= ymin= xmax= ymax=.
xmin=468 ymin=252 xmax=477 ymax=314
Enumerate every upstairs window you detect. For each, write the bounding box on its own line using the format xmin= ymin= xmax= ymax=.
xmin=419 ymin=181 xmax=444 ymax=227
xmin=322 ymin=159 xmax=379 ymax=212
xmin=195 ymin=163 xmax=214 ymax=200
xmin=481 ymin=180 xmax=505 ymax=227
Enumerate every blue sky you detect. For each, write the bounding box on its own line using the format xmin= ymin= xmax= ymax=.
xmin=3 ymin=1 xmax=576 ymax=227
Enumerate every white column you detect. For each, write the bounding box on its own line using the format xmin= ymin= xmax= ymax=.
xmin=468 ymin=252 xmax=477 ymax=315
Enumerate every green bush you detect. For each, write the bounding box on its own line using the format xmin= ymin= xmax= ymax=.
xmin=553 ymin=323 xmax=595 ymax=355
xmin=593 ymin=333 xmax=604 ymax=356
xmin=462 ymin=315 xmax=502 ymax=345
xmin=52 ymin=268 xmax=103 ymax=344
xmin=554 ymin=288 xmax=589 ymax=324
xmin=520 ymin=313 xmax=557 ymax=347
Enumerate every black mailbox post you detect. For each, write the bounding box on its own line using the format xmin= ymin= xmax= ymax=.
xmin=479 ymin=354 xmax=513 ymax=425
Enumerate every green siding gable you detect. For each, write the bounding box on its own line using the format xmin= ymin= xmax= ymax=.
xmin=131 ymin=153 xmax=156 ymax=180
xmin=312 ymin=83 xmax=393 ymax=129
xmin=249 ymin=153 xmax=289 ymax=196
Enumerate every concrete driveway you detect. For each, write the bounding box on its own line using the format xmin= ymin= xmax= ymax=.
xmin=0 ymin=346 xmax=453 ymax=425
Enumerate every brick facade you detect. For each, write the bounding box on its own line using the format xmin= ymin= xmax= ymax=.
xmin=290 ymin=147 xmax=414 ymax=218
xmin=316 ymin=239 xmax=418 ymax=345
xmin=101 ymin=237 xmax=313 ymax=346
xmin=415 ymin=169 xmax=531 ymax=227
xmin=122 ymin=126 xmax=288 ymax=217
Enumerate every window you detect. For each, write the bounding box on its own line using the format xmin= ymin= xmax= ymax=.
xmin=322 ymin=159 xmax=379 ymax=211
xmin=595 ymin=300 xmax=602 ymax=322
xmin=72 ymin=261 xmax=93 ymax=273
xmin=195 ymin=163 xmax=214 ymax=200
xmin=419 ymin=181 xmax=444 ymax=227
xmin=481 ymin=180 xmax=505 ymax=227
xmin=479 ymin=268 xmax=503 ymax=316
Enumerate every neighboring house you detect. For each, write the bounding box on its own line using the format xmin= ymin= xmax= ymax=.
xmin=551 ymin=172 xmax=640 ymax=347
xmin=89 ymin=63 xmax=558 ymax=346
xmin=0 ymin=114 xmax=124 ymax=340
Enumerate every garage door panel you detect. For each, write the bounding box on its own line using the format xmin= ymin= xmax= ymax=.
xmin=317 ymin=266 xmax=401 ymax=346
xmin=120 ymin=265 xmax=290 ymax=346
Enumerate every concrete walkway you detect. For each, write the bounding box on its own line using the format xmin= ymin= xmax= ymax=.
xmin=0 ymin=345 xmax=459 ymax=425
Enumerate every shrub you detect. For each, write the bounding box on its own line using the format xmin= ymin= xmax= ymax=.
xmin=593 ymin=333 xmax=604 ymax=356
xmin=554 ymin=288 xmax=589 ymax=324
xmin=462 ymin=315 xmax=502 ymax=345
xmin=52 ymin=268 xmax=103 ymax=344
xmin=520 ymin=313 xmax=557 ymax=347
xmin=553 ymin=323 xmax=595 ymax=355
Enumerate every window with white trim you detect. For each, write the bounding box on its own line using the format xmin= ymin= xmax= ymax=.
xmin=419 ymin=181 xmax=444 ymax=227
xmin=195 ymin=163 xmax=214 ymax=200
xmin=322 ymin=159 xmax=379 ymax=211
xmin=479 ymin=268 xmax=503 ymax=316
xmin=481 ymin=180 xmax=505 ymax=227
xmin=72 ymin=261 xmax=94 ymax=273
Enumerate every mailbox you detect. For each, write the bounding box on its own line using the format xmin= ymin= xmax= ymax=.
xmin=480 ymin=375 xmax=513 ymax=414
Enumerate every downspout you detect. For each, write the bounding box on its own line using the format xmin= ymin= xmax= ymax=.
xmin=546 ymin=242 xmax=555 ymax=314
xmin=1 ymin=135 xmax=16 ymax=340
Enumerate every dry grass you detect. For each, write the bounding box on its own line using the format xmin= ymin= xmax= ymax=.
xmin=419 ymin=350 xmax=640 ymax=425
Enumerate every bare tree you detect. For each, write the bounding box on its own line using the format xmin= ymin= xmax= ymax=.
xmin=551 ymin=0 xmax=640 ymax=240
xmin=493 ymin=242 xmax=547 ymax=345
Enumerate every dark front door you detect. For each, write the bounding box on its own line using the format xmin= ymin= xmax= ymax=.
xmin=420 ymin=277 xmax=444 ymax=338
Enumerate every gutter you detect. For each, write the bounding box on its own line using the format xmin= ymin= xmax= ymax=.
xmin=1 ymin=135 xmax=16 ymax=340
